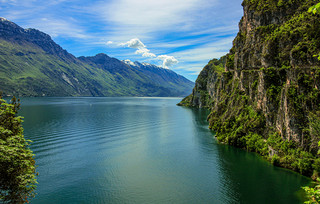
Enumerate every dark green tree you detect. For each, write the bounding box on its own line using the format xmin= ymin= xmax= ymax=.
xmin=0 ymin=95 xmax=37 ymax=203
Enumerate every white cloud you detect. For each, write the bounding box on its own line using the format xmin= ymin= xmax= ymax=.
xmin=135 ymin=48 xmax=156 ymax=58
xmin=118 ymin=38 xmax=179 ymax=67
xmin=106 ymin=41 xmax=113 ymax=45
xmin=158 ymin=55 xmax=178 ymax=69
xmin=119 ymin=38 xmax=146 ymax=49
xmin=120 ymin=38 xmax=156 ymax=58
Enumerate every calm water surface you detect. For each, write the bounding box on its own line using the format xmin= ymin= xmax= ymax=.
xmin=19 ymin=97 xmax=309 ymax=204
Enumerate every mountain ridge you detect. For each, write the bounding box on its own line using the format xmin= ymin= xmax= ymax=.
xmin=0 ymin=17 xmax=194 ymax=97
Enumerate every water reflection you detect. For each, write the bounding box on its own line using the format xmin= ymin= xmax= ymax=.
xmin=17 ymin=97 xmax=309 ymax=204
xmin=185 ymin=107 xmax=309 ymax=203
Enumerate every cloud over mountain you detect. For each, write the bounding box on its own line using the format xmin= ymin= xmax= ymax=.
xmin=158 ymin=55 xmax=178 ymax=69
xmin=119 ymin=38 xmax=156 ymax=58
xmin=119 ymin=38 xmax=145 ymax=49
xmin=119 ymin=38 xmax=178 ymax=68
xmin=135 ymin=48 xmax=156 ymax=58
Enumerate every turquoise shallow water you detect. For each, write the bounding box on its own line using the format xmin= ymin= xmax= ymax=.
xmin=18 ymin=97 xmax=309 ymax=204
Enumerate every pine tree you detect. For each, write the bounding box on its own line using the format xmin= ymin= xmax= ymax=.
xmin=0 ymin=95 xmax=37 ymax=203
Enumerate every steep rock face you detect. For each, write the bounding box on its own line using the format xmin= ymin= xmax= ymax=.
xmin=226 ymin=0 xmax=320 ymax=70
xmin=180 ymin=0 xmax=320 ymax=176
xmin=208 ymin=68 xmax=320 ymax=148
xmin=179 ymin=57 xmax=225 ymax=108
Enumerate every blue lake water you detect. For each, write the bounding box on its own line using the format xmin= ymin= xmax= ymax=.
xmin=18 ymin=97 xmax=309 ymax=203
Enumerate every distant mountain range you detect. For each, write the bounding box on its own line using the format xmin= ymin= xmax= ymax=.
xmin=0 ymin=17 xmax=194 ymax=97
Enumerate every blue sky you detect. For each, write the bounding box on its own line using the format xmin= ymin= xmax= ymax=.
xmin=1 ymin=0 xmax=243 ymax=81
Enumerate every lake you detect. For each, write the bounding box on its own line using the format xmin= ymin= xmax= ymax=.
xmin=19 ymin=97 xmax=309 ymax=204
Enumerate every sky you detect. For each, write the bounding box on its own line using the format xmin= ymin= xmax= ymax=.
xmin=1 ymin=0 xmax=243 ymax=81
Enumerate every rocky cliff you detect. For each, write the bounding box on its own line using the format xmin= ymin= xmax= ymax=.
xmin=179 ymin=0 xmax=320 ymax=177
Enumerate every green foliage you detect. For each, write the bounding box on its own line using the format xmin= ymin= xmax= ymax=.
xmin=309 ymin=2 xmax=320 ymax=14
xmin=303 ymin=180 xmax=320 ymax=204
xmin=304 ymin=106 xmax=320 ymax=203
xmin=309 ymin=1 xmax=320 ymax=61
xmin=243 ymin=0 xmax=313 ymax=13
xmin=245 ymin=132 xmax=268 ymax=155
xmin=266 ymin=133 xmax=314 ymax=175
xmin=209 ymin=73 xmax=267 ymax=150
xmin=304 ymin=171 xmax=320 ymax=204
xmin=309 ymin=112 xmax=320 ymax=139
xmin=263 ymin=67 xmax=285 ymax=105
xmin=271 ymin=154 xmax=280 ymax=166
xmin=232 ymin=0 xmax=320 ymax=69
xmin=286 ymin=74 xmax=320 ymax=134
xmin=207 ymin=57 xmax=226 ymax=74
xmin=206 ymin=65 xmax=320 ymax=177
xmin=0 ymin=95 xmax=37 ymax=203
xmin=178 ymin=56 xmax=226 ymax=108
xmin=226 ymin=53 xmax=235 ymax=70
xmin=314 ymin=54 xmax=320 ymax=61
xmin=177 ymin=94 xmax=193 ymax=106
xmin=264 ymin=10 xmax=320 ymax=67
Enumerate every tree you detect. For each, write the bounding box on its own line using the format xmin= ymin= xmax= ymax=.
xmin=0 ymin=95 xmax=37 ymax=203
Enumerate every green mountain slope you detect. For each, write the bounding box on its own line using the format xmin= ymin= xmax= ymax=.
xmin=0 ymin=17 xmax=194 ymax=97
xmin=122 ymin=60 xmax=195 ymax=96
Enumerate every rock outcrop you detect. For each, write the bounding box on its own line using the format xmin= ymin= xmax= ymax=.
xmin=227 ymin=0 xmax=320 ymax=70
xmin=180 ymin=0 xmax=320 ymax=176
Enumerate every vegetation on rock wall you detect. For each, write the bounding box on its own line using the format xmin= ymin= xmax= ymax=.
xmin=178 ymin=56 xmax=225 ymax=107
xmin=206 ymin=68 xmax=320 ymax=178
xmin=226 ymin=0 xmax=320 ymax=70
xmin=302 ymin=2 xmax=320 ymax=203
xmin=180 ymin=0 xmax=320 ymax=179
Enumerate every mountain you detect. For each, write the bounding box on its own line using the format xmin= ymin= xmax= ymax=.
xmin=122 ymin=60 xmax=195 ymax=96
xmin=0 ymin=17 xmax=194 ymax=97
xmin=179 ymin=0 xmax=320 ymax=177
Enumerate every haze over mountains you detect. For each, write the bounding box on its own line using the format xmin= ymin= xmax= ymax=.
xmin=0 ymin=17 xmax=194 ymax=97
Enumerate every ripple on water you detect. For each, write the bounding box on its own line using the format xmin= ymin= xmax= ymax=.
xmin=18 ymin=97 xmax=310 ymax=204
